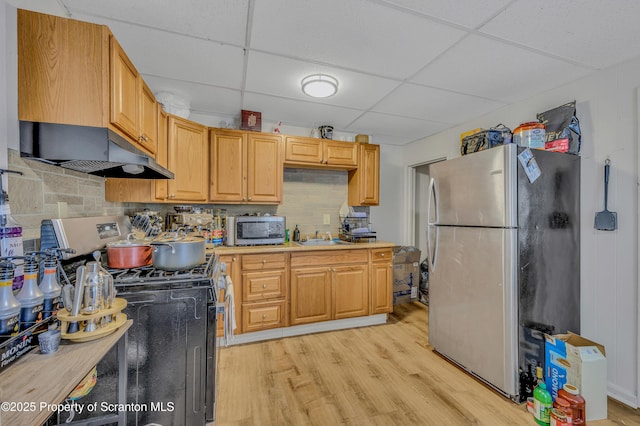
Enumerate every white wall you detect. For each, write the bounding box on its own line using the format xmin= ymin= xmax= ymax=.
xmin=389 ymin=57 xmax=640 ymax=407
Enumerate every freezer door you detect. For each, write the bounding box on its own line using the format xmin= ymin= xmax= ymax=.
xmin=428 ymin=226 xmax=518 ymax=397
xmin=429 ymin=144 xmax=517 ymax=227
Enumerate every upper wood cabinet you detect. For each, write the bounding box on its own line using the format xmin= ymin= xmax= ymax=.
xmin=284 ymin=136 xmax=358 ymax=169
xmin=348 ymin=143 xmax=380 ymax=206
xmin=110 ymin=37 xmax=157 ymax=156
xmin=18 ymin=9 xmax=156 ymax=157
xmin=167 ymin=116 xmax=208 ymax=202
xmin=210 ymin=129 xmax=283 ymax=204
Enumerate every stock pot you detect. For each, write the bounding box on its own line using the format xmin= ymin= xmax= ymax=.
xmin=106 ymin=235 xmax=153 ymax=268
xmin=150 ymin=234 xmax=206 ymax=271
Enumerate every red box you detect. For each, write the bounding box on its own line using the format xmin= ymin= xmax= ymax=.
xmin=545 ymin=138 xmax=569 ymax=152
xmin=241 ymin=110 xmax=262 ymax=132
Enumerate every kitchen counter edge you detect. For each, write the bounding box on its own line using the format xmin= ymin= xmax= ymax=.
xmin=210 ymin=241 xmax=396 ymax=255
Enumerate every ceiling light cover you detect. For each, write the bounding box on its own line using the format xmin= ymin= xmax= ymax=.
xmin=302 ymin=74 xmax=338 ymax=98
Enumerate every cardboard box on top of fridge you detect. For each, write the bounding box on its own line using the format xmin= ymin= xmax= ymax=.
xmin=544 ymin=332 xmax=607 ymax=421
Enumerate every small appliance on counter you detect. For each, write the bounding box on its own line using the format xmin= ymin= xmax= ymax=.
xmin=226 ymin=215 xmax=285 ymax=246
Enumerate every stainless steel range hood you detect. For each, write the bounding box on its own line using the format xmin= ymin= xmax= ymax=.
xmin=19 ymin=121 xmax=174 ymax=179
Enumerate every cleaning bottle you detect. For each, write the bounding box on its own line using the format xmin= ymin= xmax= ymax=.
xmin=39 ymin=251 xmax=62 ymax=320
xmin=0 ymin=169 xmax=25 ymax=291
xmin=293 ymin=225 xmax=300 ymax=242
xmin=15 ymin=255 xmax=44 ymax=331
xmin=0 ymin=261 xmax=20 ymax=342
xmin=533 ymin=366 xmax=552 ymax=425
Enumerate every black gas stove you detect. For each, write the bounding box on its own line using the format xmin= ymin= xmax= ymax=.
xmin=40 ymin=215 xmax=218 ymax=425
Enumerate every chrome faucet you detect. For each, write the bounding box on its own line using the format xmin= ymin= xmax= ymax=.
xmin=315 ymin=230 xmax=319 ymax=240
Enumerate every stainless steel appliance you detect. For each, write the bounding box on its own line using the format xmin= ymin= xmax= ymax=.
xmin=426 ymin=144 xmax=580 ymax=402
xmin=40 ymin=216 xmax=218 ymax=425
xmin=166 ymin=211 xmax=215 ymax=230
xmin=227 ymin=215 xmax=285 ymax=246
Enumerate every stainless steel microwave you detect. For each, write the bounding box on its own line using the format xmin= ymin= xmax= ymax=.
xmin=226 ymin=216 xmax=285 ymax=246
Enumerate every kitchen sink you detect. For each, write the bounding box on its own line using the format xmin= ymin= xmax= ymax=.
xmin=295 ymin=239 xmax=352 ymax=247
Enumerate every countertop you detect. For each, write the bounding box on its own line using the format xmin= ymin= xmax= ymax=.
xmin=211 ymin=240 xmax=396 ymax=255
xmin=0 ymin=320 xmax=132 ymax=426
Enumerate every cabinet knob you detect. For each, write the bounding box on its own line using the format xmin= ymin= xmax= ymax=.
xmin=380 ymin=253 xmax=385 ymax=257
xmin=262 ymin=314 xmax=267 ymax=320
xmin=262 ymin=283 xmax=267 ymax=288
xmin=262 ymin=259 xmax=266 ymax=264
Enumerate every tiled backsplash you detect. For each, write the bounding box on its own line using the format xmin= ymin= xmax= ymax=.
xmin=7 ymin=148 xmax=365 ymax=241
xmin=7 ymin=149 xmax=125 ymax=239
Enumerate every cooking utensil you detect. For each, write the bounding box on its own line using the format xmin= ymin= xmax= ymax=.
xmin=151 ymin=234 xmax=206 ymax=271
xmin=106 ymin=234 xmax=153 ymax=268
xmin=68 ymin=265 xmax=85 ymax=333
xmin=594 ymin=159 xmax=617 ymax=231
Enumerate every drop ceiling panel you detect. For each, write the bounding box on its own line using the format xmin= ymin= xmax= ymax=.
xmin=411 ymin=35 xmax=592 ymax=103
xmin=143 ymin=75 xmax=242 ymax=116
xmin=250 ymin=0 xmax=466 ymax=79
xmin=243 ymin=93 xmax=363 ymax=129
xmin=245 ymin=51 xmax=400 ymax=109
xmin=379 ymin=0 xmax=512 ymax=28
xmin=347 ymin=112 xmax=449 ymax=141
xmin=480 ymin=0 xmax=640 ymax=69
xmin=99 ymin=20 xmax=245 ymax=89
xmin=373 ymin=83 xmax=505 ymax=124
xmin=61 ymin=0 xmax=249 ymax=45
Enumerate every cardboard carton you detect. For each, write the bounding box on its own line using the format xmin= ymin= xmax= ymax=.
xmin=545 ymin=332 xmax=607 ymax=421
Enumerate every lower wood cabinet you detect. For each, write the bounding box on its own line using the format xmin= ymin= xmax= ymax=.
xmin=290 ymin=250 xmax=369 ymax=326
xmin=239 ymin=253 xmax=288 ymax=333
xmin=370 ymin=248 xmax=393 ymax=314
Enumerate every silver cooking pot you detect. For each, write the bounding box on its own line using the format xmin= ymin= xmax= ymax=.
xmin=150 ymin=234 xmax=206 ymax=271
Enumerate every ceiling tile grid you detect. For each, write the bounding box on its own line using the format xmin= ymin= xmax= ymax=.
xmin=10 ymin=0 xmax=640 ymax=145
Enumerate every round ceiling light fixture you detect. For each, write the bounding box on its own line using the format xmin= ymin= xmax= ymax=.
xmin=301 ymin=74 xmax=338 ymax=98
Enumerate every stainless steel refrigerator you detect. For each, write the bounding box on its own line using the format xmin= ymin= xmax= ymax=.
xmin=426 ymin=144 xmax=580 ymax=401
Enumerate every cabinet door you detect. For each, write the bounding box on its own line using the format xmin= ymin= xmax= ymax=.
xmin=210 ymin=129 xmax=246 ymax=202
xmin=110 ymin=37 xmax=139 ymax=141
xmin=290 ymin=267 xmax=331 ymax=325
xmin=247 ymin=134 xmax=283 ymax=203
xmin=138 ymin=81 xmax=158 ymax=156
xmin=284 ymin=136 xmax=323 ymax=165
xmin=348 ymin=144 xmax=380 ymax=206
xmin=333 ymin=265 xmax=369 ymax=319
xmin=370 ymin=261 xmax=392 ymax=314
xmin=324 ymin=140 xmax=358 ymax=167
xmin=167 ymin=116 xmax=208 ymax=202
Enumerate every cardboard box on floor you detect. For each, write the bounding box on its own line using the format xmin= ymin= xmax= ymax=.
xmin=544 ymin=332 xmax=607 ymax=421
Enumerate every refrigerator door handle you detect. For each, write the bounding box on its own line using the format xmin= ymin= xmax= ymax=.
xmin=426 ymin=177 xmax=437 ymax=272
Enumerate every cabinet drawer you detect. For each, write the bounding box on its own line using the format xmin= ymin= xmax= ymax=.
xmin=243 ymin=270 xmax=286 ymax=302
xmin=371 ymin=248 xmax=393 ymax=262
xmin=242 ymin=300 xmax=285 ymax=333
xmin=242 ymin=253 xmax=287 ymax=271
xmin=290 ymin=249 xmax=368 ymax=267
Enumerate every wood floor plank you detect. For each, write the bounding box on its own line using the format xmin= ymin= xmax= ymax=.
xmin=216 ymin=302 xmax=640 ymax=425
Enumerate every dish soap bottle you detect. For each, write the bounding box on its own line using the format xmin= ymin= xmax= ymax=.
xmin=0 ymin=261 xmax=20 ymax=342
xmin=293 ymin=225 xmax=300 ymax=242
xmin=533 ymin=366 xmax=552 ymax=425
xmin=0 ymin=169 xmax=25 ymax=291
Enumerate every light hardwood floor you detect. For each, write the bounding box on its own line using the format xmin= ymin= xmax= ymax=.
xmin=216 ymin=302 xmax=640 ymax=425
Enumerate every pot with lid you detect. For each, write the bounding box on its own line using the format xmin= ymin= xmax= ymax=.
xmin=150 ymin=233 xmax=206 ymax=271
xmin=106 ymin=234 xmax=153 ymax=268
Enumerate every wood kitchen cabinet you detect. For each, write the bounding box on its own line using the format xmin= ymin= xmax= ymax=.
xmin=284 ymin=136 xmax=358 ymax=169
xmin=290 ymin=250 xmax=369 ymax=325
xmin=370 ymin=248 xmax=393 ymax=314
xmin=166 ymin=116 xmax=208 ymax=202
xmin=240 ymin=253 xmax=288 ymax=333
xmin=18 ymin=9 xmax=157 ymax=157
xmin=348 ymin=143 xmax=380 ymax=206
xmin=210 ymin=128 xmax=283 ymax=204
